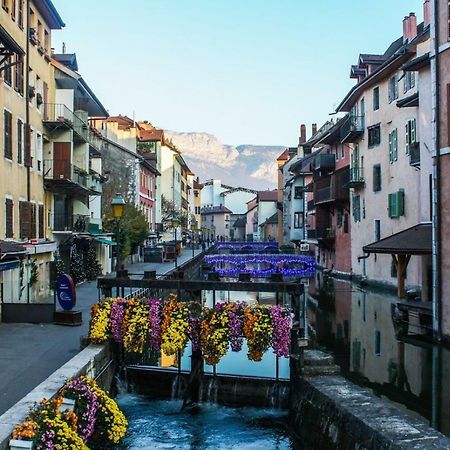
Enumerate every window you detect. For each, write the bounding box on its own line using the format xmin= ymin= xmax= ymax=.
xmin=11 ymin=0 xmax=15 ymax=19
xmin=375 ymin=330 xmax=381 ymax=356
xmin=17 ymin=118 xmax=23 ymax=164
xmin=3 ymin=56 xmax=12 ymax=85
xmin=44 ymin=30 xmax=49 ymax=52
xmin=14 ymin=56 xmax=23 ymax=95
xmin=388 ymin=190 xmax=405 ymax=218
xmin=2 ymin=0 xmax=8 ymax=12
xmin=294 ymin=212 xmax=303 ymax=229
xmin=18 ymin=0 xmax=23 ymax=28
xmin=352 ymin=195 xmax=361 ymax=222
xmin=341 ymin=143 xmax=345 ymax=159
xmin=5 ymin=198 xmax=13 ymax=238
xmin=294 ymin=186 xmax=303 ymax=199
xmin=373 ymin=87 xmax=380 ymax=111
xmin=335 ymin=144 xmax=339 ymax=161
xmin=38 ymin=204 xmax=44 ymax=239
xmin=368 ymin=124 xmax=381 ymax=147
xmin=389 ymin=129 xmax=398 ymax=163
xmin=4 ymin=110 xmax=13 ymax=160
xmin=405 ymin=118 xmax=417 ymax=155
xmin=36 ymin=133 xmax=42 ymax=171
xmin=337 ymin=209 xmax=343 ymax=228
xmin=373 ymin=164 xmax=381 ymax=192
xmin=19 ymin=200 xmax=30 ymax=239
xmin=404 ymin=71 xmax=416 ymax=93
xmin=374 ymin=219 xmax=381 ymax=241
xmin=388 ymin=75 xmax=399 ymax=103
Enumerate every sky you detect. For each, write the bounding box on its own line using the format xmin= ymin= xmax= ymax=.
xmin=51 ymin=0 xmax=424 ymax=147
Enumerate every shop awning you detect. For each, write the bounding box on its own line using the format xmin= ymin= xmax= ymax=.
xmin=95 ymin=238 xmax=116 ymax=246
xmin=363 ymin=223 xmax=431 ymax=255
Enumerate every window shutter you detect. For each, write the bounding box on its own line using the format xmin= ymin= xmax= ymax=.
xmin=405 ymin=122 xmax=410 ymax=155
xmin=388 ymin=131 xmax=393 ymax=163
xmin=19 ymin=201 xmax=30 ymax=239
xmin=4 ymin=110 xmax=13 ymax=160
xmin=411 ymin=119 xmax=416 ymax=144
xmin=389 ymin=193 xmax=398 ymax=218
xmin=398 ymin=190 xmax=405 ymax=216
xmin=393 ymin=129 xmax=398 ymax=161
xmin=30 ymin=203 xmax=36 ymax=239
xmin=38 ymin=204 xmax=44 ymax=238
xmin=24 ymin=123 xmax=32 ymax=167
xmin=17 ymin=119 xmax=23 ymax=164
xmin=5 ymin=199 xmax=13 ymax=238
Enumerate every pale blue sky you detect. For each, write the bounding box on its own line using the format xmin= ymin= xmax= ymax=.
xmin=52 ymin=0 xmax=424 ymax=146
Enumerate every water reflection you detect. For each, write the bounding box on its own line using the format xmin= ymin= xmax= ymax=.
xmin=308 ymin=273 xmax=450 ymax=436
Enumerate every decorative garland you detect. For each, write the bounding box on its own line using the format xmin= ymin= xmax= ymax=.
xmin=203 ymin=253 xmax=316 ymax=278
xmin=89 ymin=296 xmax=292 ymax=365
xmin=11 ymin=376 xmax=127 ymax=449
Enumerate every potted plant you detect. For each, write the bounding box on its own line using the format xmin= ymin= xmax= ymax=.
xmin=28 ymin=86 xmax=35 ymax=99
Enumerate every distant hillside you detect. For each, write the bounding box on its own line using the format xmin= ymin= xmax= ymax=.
xmin=164 ymin=131 xmax=284 ymax=190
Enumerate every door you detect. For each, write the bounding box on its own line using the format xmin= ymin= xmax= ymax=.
xmin=53 ymin=142 xmax=71 ymax=179
xmin=360 ymin=97 xmax=366 ymax=129
xmin=352 ymin=145 xmax=360 ymax=180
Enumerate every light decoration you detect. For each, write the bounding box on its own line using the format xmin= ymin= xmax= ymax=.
xmin=215 ymin=241 xmax=279 ymax=251
xmin=204 ymin=253 xmax=316 ymax=278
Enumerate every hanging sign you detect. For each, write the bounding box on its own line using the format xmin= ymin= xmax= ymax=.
xmin=56 ymin=273 xmax=76 ymax=311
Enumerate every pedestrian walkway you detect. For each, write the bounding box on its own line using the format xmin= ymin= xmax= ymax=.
xmin=0 ymin=248 xmax=202 ymax=415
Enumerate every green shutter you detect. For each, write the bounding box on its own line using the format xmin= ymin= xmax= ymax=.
xmin=405 ymin=122 xmax=410 ymax=155
xmin=398 ymin=190 xmax=405 ymax=216
xmin=389 ymin=193 xmax=397 ymax=218
xmin=411 ymin=119 xmax=416 ymax=143
xmin=393 ymin=129 xmax=398 ymax=161
xmin=389 ymin=131 xmax=393 ymax=163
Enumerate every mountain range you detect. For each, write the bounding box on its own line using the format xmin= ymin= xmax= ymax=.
xmin=164 ymin=131 xmax=285 ymax=190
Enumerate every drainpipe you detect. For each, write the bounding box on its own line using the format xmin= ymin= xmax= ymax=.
xmin=357 ymin=253 xmax=370 ymax=278
xmin=25 ymin=0 xmax=31 ymax=304
xmin=431 ymin=0 xmax=442 ymax=341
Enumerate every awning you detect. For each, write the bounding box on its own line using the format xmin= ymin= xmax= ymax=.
xmin=95 ymin=238 xmax=116 ymax=246
xmin=363 ymin=223 xmax=431 ymax=255
xmin=0 ymin=25 xmax=24 ymax=56
xmin=397 ymin=92 xmax=419 ymax=108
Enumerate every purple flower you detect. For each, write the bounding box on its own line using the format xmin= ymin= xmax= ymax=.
xmin=148 ymin=298 xmax=163 ymax=351
xmin=110 ymin=300 xmax=126 ymax=343
xmin=270 ymin=305 xmax=292 ymax=358
xmin=228 ymin=303 xmax=245 ymax=352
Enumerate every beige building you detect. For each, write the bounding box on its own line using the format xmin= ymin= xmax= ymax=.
xmin=1 ymin=0 xmax=64 ymax=306
xmin=337 ymin=10 xmax=432 ymax=296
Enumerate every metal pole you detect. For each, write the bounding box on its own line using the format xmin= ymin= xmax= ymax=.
xmin=174 ymin=227 xmax=178 ymax=269
xmin=115 ymin=219 xmax=120 ymax=273
xmin=192 ymin=231 xmax=195 ymax=258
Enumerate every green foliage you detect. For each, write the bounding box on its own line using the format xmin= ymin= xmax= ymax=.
xmin=70 ymin=245 xmax=86 ymax=284
xmin=161 ymin=195 xmax=188 ymax=232
xmin=29 ymin=258 xmax=38 ymax=287
xmin=85 ymin=243 xmax=102 ymax=280
xmin=103 ymin=203 xmax=149 ymax=258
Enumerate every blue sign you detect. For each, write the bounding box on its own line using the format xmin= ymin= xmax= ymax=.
xmin=56 ymin=273 xmax=76 ymax=311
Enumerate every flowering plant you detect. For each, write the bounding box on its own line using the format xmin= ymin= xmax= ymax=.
xmin=243 ymin=305 xmax=274 ymax=361
xmin=89 ymin=298 xmax=114 ymax=343
xmin=227 ymin=302 xmax=245 ymax=352
xmin=122 ymin=299 xmax=150 ymax=354
xmin=110 ymin=298 xmax=126 ymax=343
xmin=148 ymin=298 xmax=163 ymax=351
xmin=200 ymin=303 xmax=230 ymax=365
xmin=161 ymin=296 xmax=190 ymax=356
xmin=270 ymin=305 xmax=292 ymax=357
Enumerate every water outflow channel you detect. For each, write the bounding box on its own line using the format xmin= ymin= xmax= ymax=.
xmin=308 ymin=273 xmax=450 ymax=437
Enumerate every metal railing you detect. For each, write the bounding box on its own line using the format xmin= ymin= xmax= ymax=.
xmin=52 ymin=213 xmax=91 ymax=232
xmin=315 ymin=185 xmax=332 ymax=203
xmin=43 ymin=103 xmax=89 ymax=142
xmin=340 ymin=115 xmax=365 ymax=143
xmin=349 ymin=166 xmax=364 ymax=183
xmin=317 ymin=227 xmax=335 ymax=239
xmin=43 ymin=159 xmax=90 ymax=188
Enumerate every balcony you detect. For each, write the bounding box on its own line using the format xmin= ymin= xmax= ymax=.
xmin=317 ymin=227 xmax=335 ymax=242
xmin=315 ymin=185 xmax=332 ymax=204
xmin=314 ymin=168 xmax=350 ymax=205
xmin=53 ymin=214 xmax=91 ymax=233
xmin=43 ymin=160 xmax=101 ymax=196
xmin=347 ymin=166 xmax=365 ymax=189
xmin=314 ymin=154 xmax=336 ymax=172
xmin=306 ymin=229 xmax=316 ymax=239
xmin=307 ymin=199 xmax=315 ymax=211
xmin=409 ymin=142 xmax=420 ymax=167
xmin=43 ymin=104 xmax=89 ymax=143
xmin=340 ymin=115 xmax=365 ymax=143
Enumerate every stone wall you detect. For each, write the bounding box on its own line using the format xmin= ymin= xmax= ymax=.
xmin=0 ymin=344 xmax=113 ymax=450
xmin=289 ymin=375 xmax=450 ymax=449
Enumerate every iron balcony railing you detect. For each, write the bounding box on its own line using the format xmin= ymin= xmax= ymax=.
xmin=43 ymin=103 xmax=89 ymax=142
xmin=340 ymin=115 xmax=365 ymax=143
xmin=52 ymin=213 xmax=91 ymax=232
xmin=307 ymin=199 xmax=315 ymax=211
xmin=348 ymin=166 xmax=365 ymax=188
xmin=317 ymin=227 xmax=335 ymax=240
xmin=315 ymin=185 xmax=332 ymax=203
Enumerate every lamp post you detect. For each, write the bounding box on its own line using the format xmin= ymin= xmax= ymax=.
xmin=111 ymin=193 xmax=126 ymax=273
xmin=191 ymin=224 xmax=196 ymax=258
xmin=171 ymin=216 xmax=181 ymax=268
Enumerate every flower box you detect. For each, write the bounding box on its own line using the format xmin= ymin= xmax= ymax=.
xmin=58 ymin=397 xmax=76 ymax=413
xmin=9 ymin=439 xmax=34 ymax=450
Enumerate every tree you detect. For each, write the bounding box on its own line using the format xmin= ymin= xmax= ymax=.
xmin=161 ymin=195 xmax=188 ymax=231
xmin=85 ymin=243 xmax=102 ymax=280
xmin=103 ymin=203 xmax=149 ymax=260
xmin=70 ymin=245 xmax=86 ymax=284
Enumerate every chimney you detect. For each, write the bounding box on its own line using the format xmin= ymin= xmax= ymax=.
xmin=423 ymin=0 xmax=430 ymax=28
xmin=403 ymin=16 xmax=409 ymax=43
xmin=312 ymin=123 xmax=317 ymax=136
xmin=299 ymin=124 xmax=306 ymax=144
xmin=403 ymin=13 xmax=417 ymax=43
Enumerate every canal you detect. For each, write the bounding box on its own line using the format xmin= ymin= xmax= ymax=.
xmin=308 ymin=272 xmax=450 ymax=437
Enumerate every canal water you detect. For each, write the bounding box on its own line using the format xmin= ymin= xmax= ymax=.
xmin=116 ymin=394 xmax=297 ymax=449
xmin=308 ymin=273 xmax=450 ymax=437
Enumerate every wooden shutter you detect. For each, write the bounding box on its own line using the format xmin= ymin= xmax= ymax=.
xmin=5 ymin=198 xmax=13 ymax=238
xmin=19 ymin=201 xmax=30 ymax=239
xmin=38 ymin=204 xmax=44 ymax=238
xmin=17 ymin=119 xmax=23 ymax=164
xmin=393 ymin=129 xmax=398 ymax=161
xmin=24 ymin=123 xmax=32 ymax=167
xmin=43 ymin=81 xmax=48 ymax=119
xmin=398 ymin=190 xmax=405 ymax=216
xmin=405 ymin=122 xmax=410 ymax=155
xmin=4 ymin=110 xmax=12 ymax=160
xmin=388 ymin=193 xmax=396 ymax=218
xmin=389 ymin=131 xmax=393 ymax=163
xmin=30 ymin=203 xmax=36 ymax=239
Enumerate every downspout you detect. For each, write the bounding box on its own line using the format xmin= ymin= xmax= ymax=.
xmin=431 ymin=0 xmax=442 ymax=341
xmin=25 ymin=0 xmax=31 ymax=304
xmin=357 ymin=253 xmax=370 ymax=278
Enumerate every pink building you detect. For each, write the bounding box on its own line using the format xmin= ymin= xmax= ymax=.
xmin=138 ymin=152 xmax=159 ymax=231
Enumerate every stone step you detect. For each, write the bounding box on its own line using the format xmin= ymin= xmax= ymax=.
xmin=303 ymin=364 xmax=341 ymax=377
xmin=303 ymin=349 xmax=336 ymax=366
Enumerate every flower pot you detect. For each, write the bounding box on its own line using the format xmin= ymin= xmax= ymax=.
xmin=9 ymin=440 xmax=34 ymax=450
xmin=58 ymin=397 xmax=76 ymax=413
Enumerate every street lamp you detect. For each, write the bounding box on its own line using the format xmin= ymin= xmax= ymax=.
xmin=111 ymin=193 xmax=126 ymax=272
xmin=191 ymin=223 xmax=196 ymax=258
xmin=171 ymin=216 xmax=181 ymax=268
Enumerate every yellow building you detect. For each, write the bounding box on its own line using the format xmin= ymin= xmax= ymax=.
xmin=0 ymin=0 xmax=64 ymax=307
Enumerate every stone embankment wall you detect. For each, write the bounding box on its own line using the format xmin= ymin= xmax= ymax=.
xmin=290 ymin=375 xmax=450 ymax=449
xmin=0 ymin=344 xmax=113 ymax=450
